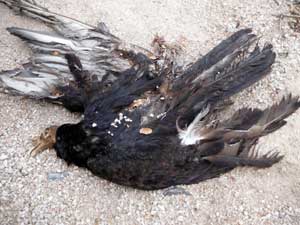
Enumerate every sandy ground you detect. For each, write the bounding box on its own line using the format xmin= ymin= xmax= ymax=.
xmin=0 ymin=0 xmax=300 ymax=224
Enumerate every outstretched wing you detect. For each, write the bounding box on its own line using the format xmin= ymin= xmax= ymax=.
xmin=132 ymin=28 xmax=289 ymax=171
xmin=0 ymin=0 xmax=152 ymax=109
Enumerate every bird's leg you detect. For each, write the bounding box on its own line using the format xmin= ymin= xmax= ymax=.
xmin=30 ymin=126 xmax=58 ymax=157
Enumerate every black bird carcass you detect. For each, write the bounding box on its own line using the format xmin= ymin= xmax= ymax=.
xmin=1 ymin=0 xmax=299 ymax=190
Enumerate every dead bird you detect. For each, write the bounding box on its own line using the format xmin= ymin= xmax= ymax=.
xmin=1 ymin=0 xmax=299 ymax=190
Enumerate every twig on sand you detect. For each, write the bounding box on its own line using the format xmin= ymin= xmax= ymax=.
xmin=273 ymin=14 xmax=300 ymax=19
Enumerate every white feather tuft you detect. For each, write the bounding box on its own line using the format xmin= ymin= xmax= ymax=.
xmin=177 ymin=106 xmax=210 ymax=146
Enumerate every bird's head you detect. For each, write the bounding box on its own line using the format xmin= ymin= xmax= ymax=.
xmin=54 ymin=123 xmax=90 ymax=166
xmin=31 ymin=123 xmax=90 ymax=166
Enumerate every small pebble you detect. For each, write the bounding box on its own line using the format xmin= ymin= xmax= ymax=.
xmin=47 ymin=172 xmax=69 ymax=181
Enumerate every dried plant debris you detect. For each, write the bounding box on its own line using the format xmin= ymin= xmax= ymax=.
xmin=288 ymin=3 xmax=300 ymax=32
xmin=273 ymin=1 xmax=300 ymax=32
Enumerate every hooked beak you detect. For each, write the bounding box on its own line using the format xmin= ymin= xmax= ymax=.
xmin=30 ymin=126 xmax=58 ymax=157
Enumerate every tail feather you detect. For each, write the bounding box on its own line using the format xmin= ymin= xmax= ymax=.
xmin=201 ymin=96 xmax=300 ymax=169
xmin=221 ymin=95 xmax=300 ymax=138
xmin=203 ymin=151 xmax=284 ymax=168
xmin=258 ymin=94 xmax=300 ymax=134
xmin=221 ymin=96 xmax=300 ymax=133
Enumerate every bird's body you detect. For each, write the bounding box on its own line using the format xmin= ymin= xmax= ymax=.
xmin=53 ymin=48 xmax=298 ymax=190
xmin=1 ymin=0 xmax=300 ymax=190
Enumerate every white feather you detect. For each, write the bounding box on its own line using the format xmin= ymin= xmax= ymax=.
xmin=177 ymin=106 xmax=210 ymax=146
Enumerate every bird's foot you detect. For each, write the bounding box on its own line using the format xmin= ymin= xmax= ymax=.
xmin=30 ymin=126 xmax=58 ymax=157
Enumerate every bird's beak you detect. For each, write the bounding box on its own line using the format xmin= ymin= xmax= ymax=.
xmin=30 ymin=126 xmax=58 ymax=157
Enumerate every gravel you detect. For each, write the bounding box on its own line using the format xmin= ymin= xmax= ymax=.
xmin=0 ymin=0 xmax=300 ymax=224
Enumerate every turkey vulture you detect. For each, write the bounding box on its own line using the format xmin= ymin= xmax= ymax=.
xmin=1 ymin=0 xmax=299 ymax=190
